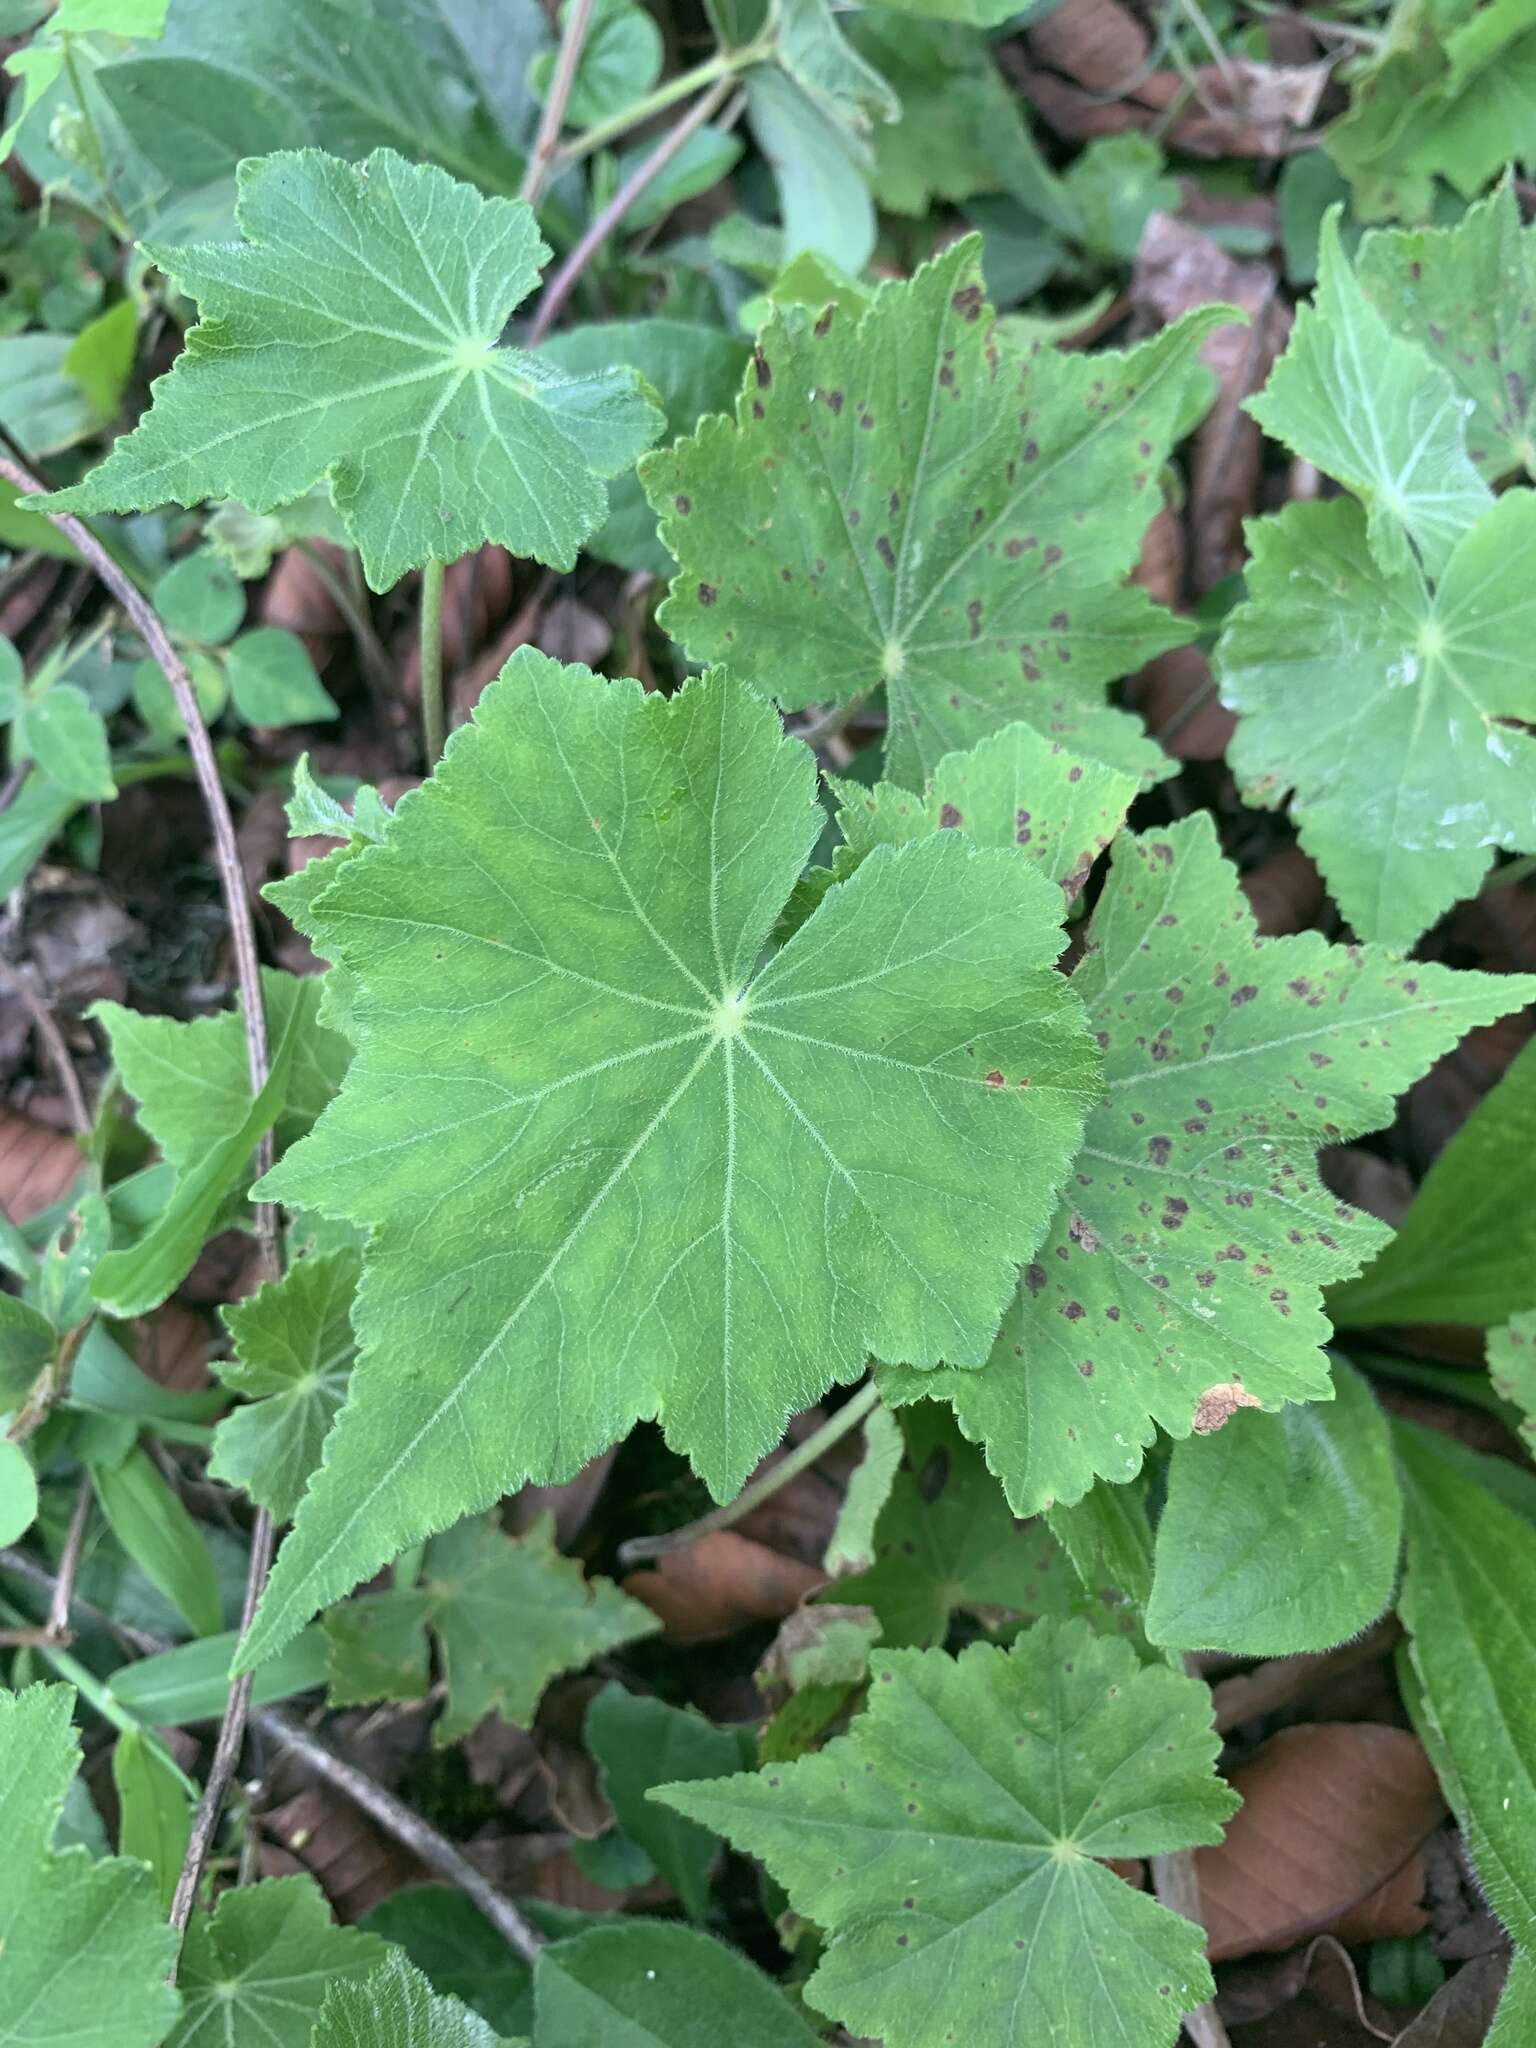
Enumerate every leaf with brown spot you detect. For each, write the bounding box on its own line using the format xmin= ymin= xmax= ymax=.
xmin=643 ymin=237 xmax=1233 ymax=787
xmin=882 ymin=812 xmax=1536 ymax=1513
xmin=1192 ymin=1723 xmax=1445 ymax=1961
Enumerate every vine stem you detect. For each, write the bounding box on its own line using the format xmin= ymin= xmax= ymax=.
xmin=527 ymin=80 xmax=735 ymax=346
xmin=521 ymin=0 xmax=597 ymax=209
xmin=0 ymin=452 xmax=280 ymax=1937
xmin=618 ymin=1378 xmax=882 ymax=1569
xmin=419 ymin=558 xmax=448 ymax=765
xmin=551 ymin=34 xmax=774 ymax=170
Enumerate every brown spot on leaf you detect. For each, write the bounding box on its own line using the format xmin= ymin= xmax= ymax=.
xmin=1192 ymin=1382 xmax=1262 ymax=1434
xmin=939 ymin=803 xmax=963 ymax=828
xmin=697 ymin=583 xmax=717 ymax=607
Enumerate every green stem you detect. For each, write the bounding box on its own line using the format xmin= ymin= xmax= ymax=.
xmin=419 ymin=559 xmax=447 ymax=767
xmin=618 ymin=1377 xmax=883 ymax=1568
xmin=59 ymin=37 xmax=131 ymax=242
xmin=553 ymin=35 xmax=775 ymax=170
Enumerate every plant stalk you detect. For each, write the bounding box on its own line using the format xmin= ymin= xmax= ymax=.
xmin=552 ymin=34 xmax=774 ymax=169
xmin=521 ymin=0 xmax=597 ymax=208
xmin=419 ymin=558 xmax=448 ymax=765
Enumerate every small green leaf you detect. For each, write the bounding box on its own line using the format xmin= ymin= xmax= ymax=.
xmin=38 ymin=149 xmax=663 ymax=590
xmin=1247 ymin=209 xmax=1490 ymax=578
xmin=311 ymin=1948 xmax=523 ymax=2048
xmin=0 ymin=1685 xmax=180 ymax=2048
xmin=111 ymin=1726 xmax=190 ymax=1915
xmin=1397 ymin=1426 xmax=1536 ymax=1990
xmin=1357 ymin=179 xmax=1536 ymax=481
xmin=0 ymin=1293 xmax=58 ymax=1407
xmin=212 ymin=1247 xmax=359 ymax=1521
xmin=644 ymin=237 xmax=1224 ymax=786
xmin=64 ymin=298 xmax=139 ymax=425
xmin=1217 ymin=492 xmax=1536 ymax=948
xmin=170 ymin=1875 xmax=385 ymax=2048
xmin=655 ymin=1617 xmax=1237 ymax=2048
xmin=1331 ymin=1037 xmax=1536 ymax=1330
xmin=131 ymin=646 xmax=227 ymax=738
xmin=152 ymin=550 xmax=246 ymax=645
xmin=1146 ymin=1360 xmax=1402 ymax=1656
xmin=206 ymin=490 xmax=346 ymax=579
xmin=90 ymin=1445 xmax=224 ymax=1638
xmin=1490 ymin=1312 xmax=1536 ymax=1463
xmin=879 ymin=810 xmax=1536 ymax=1514
xmin=831 ymin=1406 xmax=1085 ymax=1648
xmin=744 ymin=65 xmax=876 ymax=276
xmin=225 ymin=625 xmax=340 ymax=727
xmin=1062 ymin=135 xmax=1178 ymax=263
xmin=111 ymin=1626 xmax=331 ymax=1724
xmin=0 ymin=1437 xmax=39 ymax=1545
xmin=531 ymin=0 xmax=661 ymax=128
xmin=823 ymin=1398 xmax=903 ymax=1574
xmin=325 ymin=1513 xmax=659 ymax=1744
xmin=0 ymin=635 xmax=23 ymax=720
xmin=241 ymin=654 xmax=1099 ymax=1665
xmin=534 ymin=1923 xmax=822 ymax=2047
xmin=586 ymin=1683 xmax=750 ymax=1919
xmin=16 ymin=681 xmax=116 ymax=801
xmin=1046 ymin=1474 xmax=1155 ymax=1651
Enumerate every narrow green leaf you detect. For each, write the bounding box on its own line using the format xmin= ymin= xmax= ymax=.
xmin=110 ymin=1625 xmax=330 ymax=1724
xmin=822 ymin=1399 xmax=902 ymax=1574
xmin=0 ymin=1437 xmax=39 ymax=1545
xmin=586 ymin=1684 xmax=749 ymax=1919
xmin=1331 ymin=1037 xmax=1536 ymax=1329
xmin=1146 ymin=1359 xmax=1402 ymax=1655
xmin=0 ymin=1293 xmax=57 ymax=1408
xmin=170 ymin=1875 xmax=385 ymax=2048
xmin=655 ymin=1617 xmax=1237 ymax=2048
xmin=213 ymin=1247 xmax=359 ymax=1520
xmin=241 ymin=654 xmax=1099 ymax=1665
xmin=880 ymin=811 xmax=1536 ymax=1513
xmin=38 ymin=149 xmax=662 ymax=590
xmin=1217 ymin=492 xmax=1536 ymax=948
xmin=90 ymin=1446 xmax=224 ymax=1638
xmin=111 ymin=1726 xmax=190 ymax=1914
xmin=16 ymin=682 xmax=116 ymax=801
xmin=534 ymin=1923 xmax=822 ymax=2047
xmin=1246 ymin=208 xmax=1489 ymax=578
xmin=643 ymin=237 xmax=1226 ymax=785
xmin=1397 ymin=1426 xmax=1536 ymax=1990
xmin=0 ymin=1685 xmax=180 ymax=2048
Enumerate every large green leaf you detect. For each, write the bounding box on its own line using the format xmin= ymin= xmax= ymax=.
xmin=1398 ymin=1426 xmax=1536 ymax=2016
xmin=1217 ymin=492 xmax=1536 ymax=947
xmin=655 ymin=1617 xmax=1237 ymax=2047
xmin=1331 ymin=1036 xmax=1536 ymax=1329
xmin=170 ymin=1875 xmax=385 ymax=2048
xmin=830 ymin=1405 xmax=1085 ymax=1647
xmin=0 ymin=1685 xmax=180 ymax=2048
xmin=643 ymin=236 xmax=1224 ymax=787
xmin=39 ymin=149 xmax=661 ymax=590
xmin=1145 ymin=1359 xmax=1401 ymax=1655
xmin=534 ymin=1923 xmax=822 ymax=2047
xmin=880 ymin=810 xmax=1536 ymax=1513
xmin=212 ymin=1247 xmax=360 ymax=1520
xmin=1247 ymin=210 xmax=1490 ymax=578
xmin=311 ymin=1950 xmax=522 ymax=2048
xmin=325 ymin=1512 xmax=658 ymax=1743
xmin=1357 ymin=178 xmax=1536 ymax=481
xmin=238 ymin=652 xmax=1099 ymax=1663
xmin=585 ymin=1684 xmax=749 ymax=1918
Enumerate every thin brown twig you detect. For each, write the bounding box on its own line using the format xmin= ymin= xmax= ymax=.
xmin=47 ymin=1476 xmax=92 ymax=1642
xmin=527 ymin=80 xmax=736 ymax=345
xmin=0 ymin=958 xmax=90 ymax=1135
xmin=520 ymin=0 xmax=597 ymax=209
xmin=0 ymin=452 xmax=280 ymax=1939
xmin=0 ymin=1546 xmax=547 ymax=1964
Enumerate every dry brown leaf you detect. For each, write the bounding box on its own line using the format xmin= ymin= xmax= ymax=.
xmin=506 ymin=1448 xmax=617 ymax=1549
xmin=623 ymin=1529 xmax=826 ymax=1642
xmin=1390 ymin=1955 xmax=1511 ymax=2046
xmin=137 ymin=1301 xmax=212 ymax=1390
xmin=0 ymin=1105 xmax=81 ymax=1221
xmin=1241 ymin=844 xmax=1325 ymax=938
xmin=1194 ymin=1724 xmax=1445 ymax=1962
xmin=260 ymin=543 xmax=347 ymax=660
xmin=536 ymin=591 xmax=612 ymax=670
xmin=1024 ymin=0 xmax=1148 ymax=96
xmin=257 ymin=1785 xmax=425 ymax=1922
xmin=1131 ymin=502 xmax=1185 ymax=612
xmin=1324 ymin=1850 xmax=1432 ymax=1948
xmin=1130 ymin=645 xmax=1235 ymax=763
xmin=1218 ymin=1934 xmax=1394 ymax=2040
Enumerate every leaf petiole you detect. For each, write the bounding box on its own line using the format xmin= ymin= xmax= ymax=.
xmin=552 ymin=32 xmax=777 ymax=171
xmin=419 ymin=558 xmax=447 ymax=766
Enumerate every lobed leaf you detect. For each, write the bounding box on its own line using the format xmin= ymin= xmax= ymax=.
xmin=240 ymin=652 xmax=1099 ymax=1664
xmin=170 ymin=1875 xmax=384 ymax=2048
xmin=36 ymin=149 xmax=662 ymax=590
xmin=643 ymin=236 xmax=1227 ymax=787
xmin=880 ymin=810 xmax=1536 ymax=1513
xmin=311 ymin=1950 xmax=522 ymax=2048
xmin=655 ymin=1616 xmax=1237 ymax=2048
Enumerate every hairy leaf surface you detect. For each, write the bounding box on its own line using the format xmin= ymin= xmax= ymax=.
xmin=644 ymin=237 xmax=1225 ymax=786
xmin=312 ymin=1951 xmax=521 ymax=2048
xmin=1217 ymin=492 xmax=1536 ymax=947
xmin=1247 ymin=211 xmax=1489 ymax=578
xmin=881 ymin=812 xmax=1536 ymax=1512
xmin=38 ymin=149 xmax=661 ymax=589
xmin=0 ymin=1685 xmax=180 ymax=2048
xmin=656 ymin=1617 xmax=1236 ymax=2047
xmin=241 ymin=653 xmax=1099 ymax=1663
